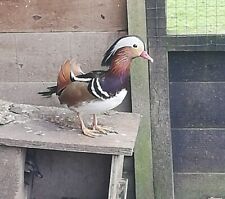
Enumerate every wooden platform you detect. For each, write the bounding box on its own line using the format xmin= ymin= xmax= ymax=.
xmin=0 ymin=100 xmax=140 ymax=156
xmin=0 ymin=100 xmax=140 ymax=199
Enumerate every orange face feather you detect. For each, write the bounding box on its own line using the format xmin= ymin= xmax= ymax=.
xmin=108 ymin=47 xmax=132 ymax=76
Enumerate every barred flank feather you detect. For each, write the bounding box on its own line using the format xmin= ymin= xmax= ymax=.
xmin=38 ymin=86 xmax=57 ymax=97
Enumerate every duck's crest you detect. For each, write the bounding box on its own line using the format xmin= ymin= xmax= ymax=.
xmin=101 ymin=35 xmax=144 ymax=67
xmin=101 ymin=35 xmax=135 ymax=67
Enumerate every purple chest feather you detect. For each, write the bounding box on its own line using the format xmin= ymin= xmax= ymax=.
xmin=100 ymin=73 xmax=129 ymax=95
xmin=99 ymin=47 xmax=132 ymax=95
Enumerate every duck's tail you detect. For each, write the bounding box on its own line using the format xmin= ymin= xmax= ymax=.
xmin=38 ymin=58 xmax=83 ymax=97
xmin=38 ymin=86 xmax=57 ymax=97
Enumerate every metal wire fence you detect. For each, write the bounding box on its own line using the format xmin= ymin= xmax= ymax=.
xmin=146 ymin=0 xmax=225 ymax=48
xmin=167 ymin=0 xmax=225 ymax=35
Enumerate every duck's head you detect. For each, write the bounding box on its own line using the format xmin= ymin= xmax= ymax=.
xmin=101 ymin=35 xmax=153 ymax=66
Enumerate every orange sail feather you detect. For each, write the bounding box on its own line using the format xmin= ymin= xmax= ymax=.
xmin=56 ymin=59 xmax=83 ymax=94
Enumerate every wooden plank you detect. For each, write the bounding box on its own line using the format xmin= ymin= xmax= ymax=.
xmin=0 ymin=146 xmax=26 ymax=199
xmin=0 ymin=82 xmax=131 ymax=112
xmin=166 ymin=35 xmax=225 ymax=51
xmin=108 ymin=155 xmax=124 ymax=199
xmin=118 ymin=178 xmax=128 ymax=199
xmin=123 ymin=156 xmax=135 ymax=199
xmin=150 ymin=47 xmax=174 ymax=199
xmin=172 ymin=128 xmax=225 ymax=173
xmin=174 ymin=173 xmax=225 ymax=199
xmin=127 ymin=0 xmax=154 ymax=199
xmin=146 ymin=0 xmax=174 ymax=198
xmin=0 ymin=100 xmax=140 ymax=156
xmin=0 ymin=32 xmax=126 ymax=82
xmin=169 ymin=51 xmax=225 ymax=82
xmin=0 ymin=82 xmax=59 ymax=107
xmin=170 ymin=82 xmax=225 ymax=128
xmin=0 ymin=0 xmax=127 ymax=32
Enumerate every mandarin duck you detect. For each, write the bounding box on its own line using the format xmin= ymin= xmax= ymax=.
xmin=39 ymin=35 xmax=153 ymax=137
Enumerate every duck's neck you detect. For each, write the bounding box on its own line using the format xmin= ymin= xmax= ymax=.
xmin=100 ymin=48 xmax=132 ymax=94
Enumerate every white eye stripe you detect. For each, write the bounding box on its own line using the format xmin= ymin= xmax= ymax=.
xmin=113 ymin=36 xmax=144 ymax=53
xmin=102 ymin=36 xmax=145 ymax=66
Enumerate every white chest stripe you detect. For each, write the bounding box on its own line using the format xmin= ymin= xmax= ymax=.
xmin=70 ymin=70 xmax=111 ymax=100
xmin=91 ymin=79 xmax=105 ymax=100
xmin=96 ymin=78 xmax=110 ymax=98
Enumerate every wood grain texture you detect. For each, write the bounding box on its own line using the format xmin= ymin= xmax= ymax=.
xmin=0 ymin=0 xmax=127 ymax=32
xmin=169 ymin=51 xmax=225 ymax=82
xmin=170 ymin=82 xmax=225 ymax=128
xmin=123 ymin=156 xmax=135 ymax=199
xmin=167 ymin=35 xmax=225 ymax=51
xmin=108 ymin=155 xmax=125 ymax=199
xmin=127 ymin=0 xmax=154 ymax=199
xmin=150 ymin=47 xmax=174 ymax=199
xmin=172 ymin=128 xmax=225 ymax=173
xmin=174 ymin=173 xmax=225 ymax=199
xmin=118 ymin=178 xmax=128 ymax=199
xmin=0 ymin=32 xmax=126 ymax=82
xmin=0 ymin=82 xmax=131 ymax=112
xmin=0 ymin=100 xmax=140 ymax=156
xmin=0 ymin=82 xmax=59 ymax=106
xmin=0 ymin=146 xmax=26 ymax=199
xmin=146 ymin=0 xmax=174 ymax=198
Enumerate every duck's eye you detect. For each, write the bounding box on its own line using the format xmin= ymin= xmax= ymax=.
xmin=133 ymin=44 xmax=137 ymax=48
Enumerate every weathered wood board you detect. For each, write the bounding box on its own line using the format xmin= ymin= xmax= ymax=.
xmin=170 ymin=82 xmax=225 ymax=128
xmin=146 ymin=0 xmax=174 ymax=198
xmin=0 ymin=0 xmax=133 ymax=198
xmin=169 ymin=46 xmax=225 ymax=199
xmin=166 ymin=36 xmax=225 ymax=51
xmin=0 ymin=146 xmax=26 ymax=199
xmin=127 ymin=0 xmax=155 ymax=199
xmin=0 ymin=82 xmax=131 ymax=112
xmin=0 ymin=0 xmax=127 ymax=32
xmin=169 ymin=51 xmax=225 ymax=82
xmin=174 ymin=173 xmax=225 ymax=199
xmin=0 ymin=82 xmax=59 ymax=107
xmin=172 ymin=128 xmax=225 ymax=173
xmin=0 ymin=100 xmax=140 ymax=156
xmin=108 ymin=155 xmax=124 ymax=199
xmin=0 ymin=32 xmax=126 ymax=82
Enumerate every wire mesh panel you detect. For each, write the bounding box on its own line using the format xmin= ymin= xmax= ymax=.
xmin=167 ymin=0 xmax=225 ymax=35
xmin=146 ymin=0 xmax=225 ymax=49
xmin=146 ymin=0 xmax=225 ymax=198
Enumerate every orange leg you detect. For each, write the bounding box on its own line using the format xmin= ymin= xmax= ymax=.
xmin=92 ymin=114 xmax=116 ymax=134
xmin=77 ymin=113 xmax=99 ymax=138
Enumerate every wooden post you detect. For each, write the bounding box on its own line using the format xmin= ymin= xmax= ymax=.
xmin=145 ymin=0 xmax=175 ymax=198
xmin=118 ymin=178 xmax=128 ymax=199
xmin=0 ymin=146 xmax=26 ymax=199
xmin=127 ymin=0 xmax=154 ymax=199
xmin=108 ymin=155 xmax=125 ymax=199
